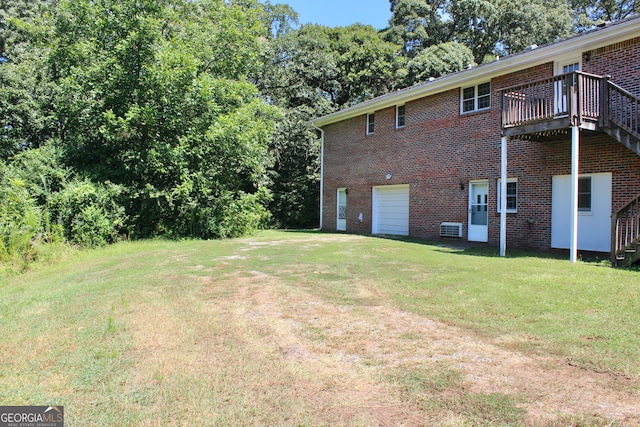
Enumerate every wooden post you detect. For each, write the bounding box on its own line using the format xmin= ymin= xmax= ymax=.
xmin=611 ymin=214 xmax=619 ymax=266
xmin=571 ymin=73 xmax=579 ymax=126
xmin=600 ymin=75 xmax=610 ymax=128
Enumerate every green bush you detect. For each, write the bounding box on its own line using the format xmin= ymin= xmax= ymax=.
xmin=0 ymin=146 xmax=128 ymax=273
xmin=50 ymin=179 xmax=127 ymax=248
xmin=70 ymin=205 xmax=114 ymax=248
xmin=6 ymin=145 xmax=70 ymax=205
xmin=0 ymin=147 xmax=72 ymax=272
xmin=0 ymin=174 xmax=44 ymax=269
xmin=203 ymin=187 xmax=273 ymax=238
xmin=221 ymin=187 xmax=273 ymax=238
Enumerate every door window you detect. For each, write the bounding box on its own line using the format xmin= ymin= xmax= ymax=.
xmin=471 ymin=185 xmax=488 ymax=226
xmin=337 ymin=188 xmax=347 ymax=231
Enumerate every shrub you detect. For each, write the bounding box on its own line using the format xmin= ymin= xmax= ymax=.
xmin=50 ymin=179 xmax=127 ymax=247
xmin=203 ymin=187 xmax=273 ymax=238
xmin=0 ymin=148 xmax=72 ymax=272
xmin=0 ymin=173 xmax=44 ymax=269
xmin=6 ymin=144 xmax=70 ymax=205
xmin=71 ymin=205 xmax=114 ymax=248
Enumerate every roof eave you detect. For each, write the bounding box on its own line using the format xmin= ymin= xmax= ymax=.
xmin=313 ymin=16 xmax=640 ymax=128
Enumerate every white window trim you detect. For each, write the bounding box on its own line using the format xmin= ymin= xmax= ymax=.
xmin=554 ymin=55 xmax=582 ymax=75
xmin=460 ymin=82 xmax=491 ymax=114
xmin=497 ymin=178 xmax=518 ymax=213
xmin=366 ymin=113 xmax=375 ymax=135
xmin=396 ymin=104 xmax=406 ymax=129
xmin=578 ymin=175 xmax=593 ymax=216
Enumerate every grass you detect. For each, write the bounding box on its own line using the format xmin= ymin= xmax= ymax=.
xmin=1 ymin=231 xmax=639 ymax=425
xmin=392 ymin=367 xmax=526 ymax=425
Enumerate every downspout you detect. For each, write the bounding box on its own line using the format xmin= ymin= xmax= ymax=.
xmin=312 ymin=122 xmax=324 ymax=230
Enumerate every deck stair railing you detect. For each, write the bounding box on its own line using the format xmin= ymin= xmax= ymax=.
xmin=613 ymin=194 xmax=640 ymax=265
xmin=606 ymin=82 xmax=640 ymax=265
xmin=604 ymin=80 xmax=640 ymax=154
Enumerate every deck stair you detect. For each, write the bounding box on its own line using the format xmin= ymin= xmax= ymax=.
xmin=612 ymin=194 xmax=640 ymax=266
xmin=601 ymin=80 xmax=640 ymax=157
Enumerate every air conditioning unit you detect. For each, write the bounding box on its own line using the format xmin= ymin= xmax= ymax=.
xmin=440 ymin=222 xmax=462 ymax=238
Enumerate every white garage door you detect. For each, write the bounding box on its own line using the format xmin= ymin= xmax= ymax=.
xmin=372 ymin=185 xmax=409 ymax=236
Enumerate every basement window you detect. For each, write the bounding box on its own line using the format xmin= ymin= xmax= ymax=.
xmin=497 ymin=178 xmax=518 ymax=213
xmin=578 ymin=177 xmax=592 ymax=213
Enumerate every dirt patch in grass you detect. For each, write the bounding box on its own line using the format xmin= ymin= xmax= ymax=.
xmin=123 ymin=235 xmax=640 ymax=426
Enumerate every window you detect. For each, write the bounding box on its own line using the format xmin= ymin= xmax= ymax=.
xmin=337 ymin=188 xmax=347 ymax=231
xmin=461 ymin=82 xmax=491 ymax=113
xmin=367 ymin=113 xmax=375 ymax=134
xmin=578 ymin=177 xmax=592 ymax=212
xmin=563 ymin=62 xmax=580 ymax=73
xmin=497 ymin=179 xmax=518 ymax=213
xmin=554 ymin=57 xmax=581 ymax=75
xmin=396 ymin=105 xmax=406 ymax=128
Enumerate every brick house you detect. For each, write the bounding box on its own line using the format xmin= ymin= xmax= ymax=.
xmin=312 ymin=15 xmax=640 ymax=264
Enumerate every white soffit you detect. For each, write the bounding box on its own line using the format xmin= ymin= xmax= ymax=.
xmin=313 ymin=15 xmax=640 ymax=127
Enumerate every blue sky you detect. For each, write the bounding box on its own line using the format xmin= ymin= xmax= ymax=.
xmin=279 ymin=0 xmax=392 ymax=30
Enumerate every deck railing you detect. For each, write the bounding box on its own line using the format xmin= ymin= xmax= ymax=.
xmin=501 ymin=72 xmax=603 ymax=129
xmin=613 ymin=194 xmax=640 ymax=263
xmin=607 ymin=81 xmax=640 ymax=137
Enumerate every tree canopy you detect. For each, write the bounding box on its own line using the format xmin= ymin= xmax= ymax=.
xmin=386 ymin=0 xmax=574 ymax=64
xmin=571 ymin=0 xmax=638 ymax=30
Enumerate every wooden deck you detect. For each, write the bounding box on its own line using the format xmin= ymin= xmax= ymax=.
xmin=501 ymin=71 xmax=604 ymax=137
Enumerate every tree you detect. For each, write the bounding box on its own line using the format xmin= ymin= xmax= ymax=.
xmin=386 ymin=0 xmax=450 ymax=56
xmin=260 ymin=1 xmax=299 ymax=37
xmin=258 ymin=24 xmax=400 ymax=228
xmin=499 ymin=0 xmax=574 ymax=55
xmin=399 ymin=41 xmax=474 ymax=86
xmin=570 ymin=0 xmax=638 ymax=30
xmin=0 ymin=0 xmax=55 ymax=158
xmin=325 ymin=24 xmax=401 ymax=107
xmin=0 ymin=0 xmax=49 ymax=61
xmin=386 ymin=0 xmax=573 ymax=64
xmin=49 ymin=0 xmax=278 ymax=238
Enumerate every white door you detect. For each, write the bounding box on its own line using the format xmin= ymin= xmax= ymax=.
xmin=337 ymin=188 xmax=347 ymax=231
xmin=372 ymin=185 xmax=409 ymax=236
xmin=554 ymin=59 xmax=581 ymax=116
xmin=468 ymin=181 xmax=488 ymax=242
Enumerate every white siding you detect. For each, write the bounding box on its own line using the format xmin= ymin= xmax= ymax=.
xmin=372 ymin=185 xmax=409 ymax=236
xmin=551 ymin=173 xmax=612 ymax=252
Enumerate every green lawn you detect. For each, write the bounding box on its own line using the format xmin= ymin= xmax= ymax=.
xmin=1 ymin=231 xmax=638 ymax=425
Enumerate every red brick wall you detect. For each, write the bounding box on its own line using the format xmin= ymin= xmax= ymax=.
xmin=499 ymin=133 xmax=640 ymax=250
xmin=583 ymin=36 xmax=640 ymax=96
xmin=322 ymin=38 xmax=640 ymax=252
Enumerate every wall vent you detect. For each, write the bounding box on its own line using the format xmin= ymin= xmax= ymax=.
xmin=440 ymin=222 xmax=462 ymax=238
